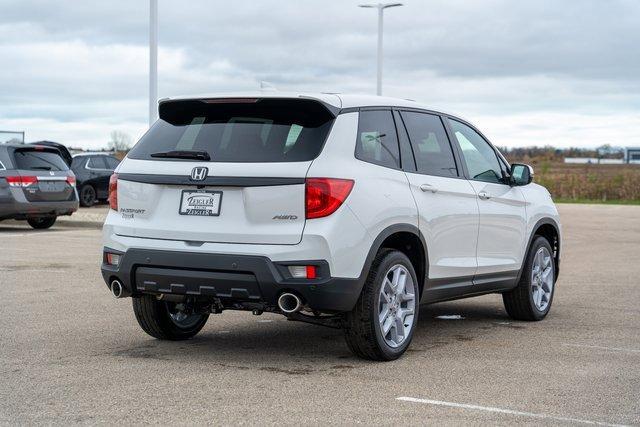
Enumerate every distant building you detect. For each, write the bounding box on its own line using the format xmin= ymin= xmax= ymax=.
xmin=624 ymin=147 xmax=640 ymax=164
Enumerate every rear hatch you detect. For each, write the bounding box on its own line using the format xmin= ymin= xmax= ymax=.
xmin=11 ymin=146 xmax=76 ymax=202
xmin=114 ymin=97 xmax=336 ymax=245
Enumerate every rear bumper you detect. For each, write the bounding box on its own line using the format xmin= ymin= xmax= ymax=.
xmin=101 ymin=248 xmax=363 ymax=313
xmin=0 ymin=198 xmax=78 ymax=221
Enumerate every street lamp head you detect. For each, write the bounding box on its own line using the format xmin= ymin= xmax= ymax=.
xmin=358 ymin=3 xmax=403 ymax=9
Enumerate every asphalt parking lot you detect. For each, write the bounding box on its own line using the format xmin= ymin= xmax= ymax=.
xmin=1 ymin=204 xmax=638 ymax=425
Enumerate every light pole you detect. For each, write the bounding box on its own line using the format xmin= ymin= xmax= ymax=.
xmin=149 ymin=0 xmax=158 ymax=126
xmin=358 ymin=3 xmax=403 ymax=96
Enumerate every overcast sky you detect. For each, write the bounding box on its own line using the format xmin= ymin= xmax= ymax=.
xmin=1 ymin=0 xmax=639 ymax=149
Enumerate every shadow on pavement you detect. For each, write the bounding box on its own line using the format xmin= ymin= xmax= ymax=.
xmin=102 ymin=299 xmax=518 ymax=368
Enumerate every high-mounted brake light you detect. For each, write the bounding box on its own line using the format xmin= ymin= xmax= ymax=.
xmin=201 ymin=98 xmax=259 ymax=104
xmin=108 ymin=173 xmax=118 ymax=211
xmin=305 ymin=178 xmax=354 ymax=219
xmin=5 ymin=176 xmax=38 ymax=187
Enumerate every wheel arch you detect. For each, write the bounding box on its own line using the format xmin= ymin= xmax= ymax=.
xmin=519 ymin=218 xmax=561 ymax=283
xmin=359 ymin=224 xmax=428 ymax=298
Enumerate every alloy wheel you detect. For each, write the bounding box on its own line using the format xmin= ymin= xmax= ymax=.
xmin=531 ymin=247 xmax=554 ymax=312
xmin=165 ymin=301 xmax=202 ymax=328
xmin=378 ymin=264 xmax=416 ymax=348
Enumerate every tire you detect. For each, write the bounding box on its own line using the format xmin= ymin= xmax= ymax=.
xmin=79 ymin=185 xmax=96 ymax=207
xmin=503 ymin=236 xmax=556 ymax=321
xmin=27 ymin=216 xmax=57 ymax=229
xmin=132 ymin=295 xmax=209 ymax=340
xmin=344 ymin=249 xmax=420 ymax=361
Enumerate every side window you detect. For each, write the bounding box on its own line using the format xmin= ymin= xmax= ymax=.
xmin=449 ymin=119 xmax=504 ymax=184
xmin=105 ymin=157 xmax=120 ymax=169
xmin=355 ymin=110 xmax=400 ymax=169
xmin=87 ymin=156 xmax=107 ymax=169
xmin=393 ymin=110 xmax=416 ymax=172
xmin=400 ymin=111 xmax=458 ymax=177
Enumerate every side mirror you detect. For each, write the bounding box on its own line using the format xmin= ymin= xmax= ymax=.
xmin=510 ymin=163 xmax=534 ymax=186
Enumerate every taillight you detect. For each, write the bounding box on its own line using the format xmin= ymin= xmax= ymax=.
xmin=305 ymin=178 xmax=354 ymax=219
xmin=66 ymin=175 xmax=76 ymax=187
xmin=5 ymin=176 xmax=38 ymax=187
xmin=108 ymin=173 xmax=118 ymax=211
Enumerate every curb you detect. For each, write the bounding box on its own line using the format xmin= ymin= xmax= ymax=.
xmin=56 ymin=219 xmax=104 ymax=229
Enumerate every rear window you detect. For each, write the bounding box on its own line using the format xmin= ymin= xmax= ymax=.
xmin=128 ymin=98 xmax=335 ymax=163
xmin=13 ymin=149 xmax=69 ymax=171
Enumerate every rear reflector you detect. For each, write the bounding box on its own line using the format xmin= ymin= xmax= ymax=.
xmin=105 ymin=252 xmax=121 ymax=266
xmin=305 ymin=178 xmax=354 ymax=219
xmin=287 ymin=265 xmax=318 ymax=279
xmin=306 ymin=265 xmax=317 ymax=279
xmin=5 ymin=176 xmax=38 ymax=187
xmin=108 ymin=173 xmax=118 ymax=211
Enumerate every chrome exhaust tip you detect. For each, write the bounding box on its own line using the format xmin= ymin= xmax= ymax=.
xmin=277 ymin=293 xmax=303 ymax=314
xmin=110 ymin=279 xmax=124 ymax=299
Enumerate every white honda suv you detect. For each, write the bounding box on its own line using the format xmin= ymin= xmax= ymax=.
xmin=101 ymin=93 xmax=561 ymax=360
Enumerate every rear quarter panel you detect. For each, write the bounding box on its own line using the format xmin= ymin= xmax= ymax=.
xmin=306 ymin=112 xmax=418 ymax=278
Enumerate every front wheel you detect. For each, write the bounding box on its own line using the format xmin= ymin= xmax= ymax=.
xmin=27 ymin=216 xmax=56 ymax=229
xmin=132 ymin=295 xmax=209 ymax=340
xmin=503 ymin=236 xmax=556 ymax=321
xmin=344 ymin=249 xmax=419 ymax=361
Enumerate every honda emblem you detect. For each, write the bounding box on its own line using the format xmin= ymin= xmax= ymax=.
xmin=190 ymin=167 xmax=208 ymax=181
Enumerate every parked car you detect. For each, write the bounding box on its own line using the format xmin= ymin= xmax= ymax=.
xmin=100 ymin=93 xmax=561 ymax=360
xmin=0 ymin=143 xmax=79 ymax=229
xmin=71 ymin=153 xmax=120 ymax=206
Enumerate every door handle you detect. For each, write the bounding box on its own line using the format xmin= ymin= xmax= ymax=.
xmin=478 ymin=191 xmax=491 ymax=200
xmin=419 ymin=183 xmax=438 ymax=193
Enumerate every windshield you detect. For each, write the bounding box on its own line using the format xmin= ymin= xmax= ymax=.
xmin=13 ymin=149 xmax=69 ymax=171
xmin=128 ymin=98 xmax=335 ymax=163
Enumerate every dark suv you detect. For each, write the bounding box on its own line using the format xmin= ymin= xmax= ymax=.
xmin=71 ymin=154 xmax=120 ymax=206
xmin=0 ymin=144 xmax=79 ymax=229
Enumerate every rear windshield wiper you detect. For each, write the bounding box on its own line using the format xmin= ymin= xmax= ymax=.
xmin=150 ymin=150 xmax=211 ymax=161
xmin=31 ymin=166 xmax=52 ymax=170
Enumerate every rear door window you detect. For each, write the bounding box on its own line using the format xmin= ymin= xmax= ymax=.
xmin=127 ymin=98 xmax=335 ymax=163
xmin=400 ymin=111 xmax=458 ymax=177
xmin=355 ymin=110 xmax=400 ymax=169
xmin=87 ymin=156 xmax=108 ymax=169
xmin=105 ymin=157 xmax=120 ymax=169
xmin=13 ymin=149 xmax=69 ymax=171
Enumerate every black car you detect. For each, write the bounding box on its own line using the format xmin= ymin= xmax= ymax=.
xmin=71 ymin=154 xmax=120 ymax=206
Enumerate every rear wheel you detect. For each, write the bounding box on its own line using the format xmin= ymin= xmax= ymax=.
xmin=503 ymin=236 xmax=556 ymax=321
xmin=79 ymin=185 xmax=96 ymax=207
xmin=27 ymin=216 xmax=56 ymax=229
xmin=132 ymin=295 xmax=209 ymax=340
xmin=344 ymin=250 xmax=419 ymax=361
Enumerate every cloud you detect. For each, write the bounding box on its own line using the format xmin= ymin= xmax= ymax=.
xmin=1 ymin=0 xmax=639 ymax=149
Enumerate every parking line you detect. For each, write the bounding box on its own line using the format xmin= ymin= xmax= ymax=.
xmin=396 ymin=397 xmax=627 ymax=426
xmin=563 ymin=344 xmax=640 ymax=354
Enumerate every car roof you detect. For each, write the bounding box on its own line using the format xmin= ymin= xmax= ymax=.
xmin=160 ymin=91 xmax=460 ymax=118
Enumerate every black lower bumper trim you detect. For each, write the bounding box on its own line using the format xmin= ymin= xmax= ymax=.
xmin=101 ymin=248 xmax=363 ymax=313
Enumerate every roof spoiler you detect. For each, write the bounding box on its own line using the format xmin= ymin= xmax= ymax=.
xmin=158 ymin=96 xmax=340 ymax=121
